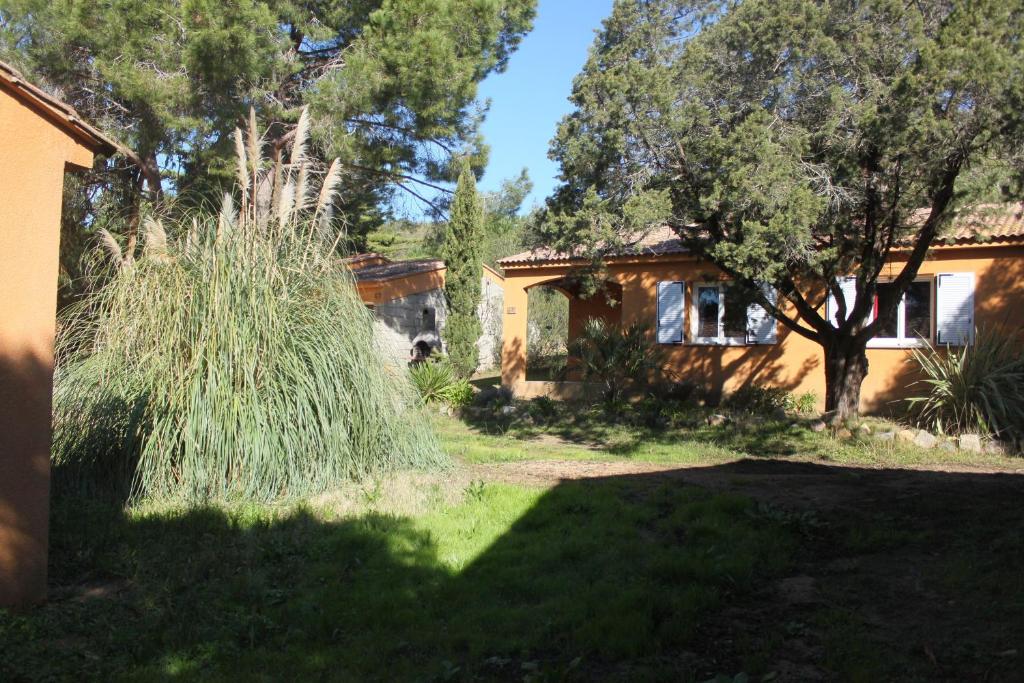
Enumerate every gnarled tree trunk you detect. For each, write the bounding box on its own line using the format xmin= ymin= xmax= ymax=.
xmin=823 ymin=338 xmax=869 ymax=423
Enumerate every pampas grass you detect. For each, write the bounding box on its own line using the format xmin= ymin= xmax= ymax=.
xmin=53 ymin=108 xmax=446 ymax=502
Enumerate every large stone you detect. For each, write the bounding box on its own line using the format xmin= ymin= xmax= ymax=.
xmin=897 ymin=429 xmax=918 ymax=443
xmin=875 ymin=431 xmax=896 ymax=442
xmin=706 ymin=414 xmax=729 ymax=427
xmin=938 ymin=439 xmax=957 ymax=453
xmin=958 ymin=434 xmax=983 ymax=453
xmin=836 ymin=428 xmax=854 ymax=440
xmin=809 ymin=420 xmax=827 ymax=433
xmin=913 ymin=430 xmax=938 ymax=449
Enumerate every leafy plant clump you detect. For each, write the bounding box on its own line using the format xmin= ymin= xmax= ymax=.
xmin=562 ymin=318 xmax=665 ymax=404
xmin=53 ymin=110 xmax=446 ymax=502
xmin=409 ymin=359 xmax=474 ymax=407
xmin=907 ymin=327 xmax=1024 ymax=445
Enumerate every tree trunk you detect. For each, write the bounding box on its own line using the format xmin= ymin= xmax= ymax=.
xmin=823 ymin=339 xmax=869 ymax=423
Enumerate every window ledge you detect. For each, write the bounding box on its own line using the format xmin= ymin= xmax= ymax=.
xmin=866 ymin=338 xmax=930 ymax=349
xmin=689 ymin=337 xmax=747 ymax=347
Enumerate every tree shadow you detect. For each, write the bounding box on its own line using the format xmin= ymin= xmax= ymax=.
xmin=2 ymin=461 xmax=1022 ymax=681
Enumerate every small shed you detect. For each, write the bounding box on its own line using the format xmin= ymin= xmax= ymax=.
xmin=0 ymin=62 xmax=116 ymax=606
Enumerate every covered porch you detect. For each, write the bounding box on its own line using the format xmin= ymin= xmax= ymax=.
xmin=499 ymin=263 xmax=632 ymax=397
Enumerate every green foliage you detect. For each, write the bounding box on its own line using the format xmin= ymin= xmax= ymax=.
xmin=1 ymin=0 xmax=536 ymax=246
xmin=907 ymin=328 xmax=1024 ymax=443
xmin=52 ymin=113 xmax=445 ymax=502
xmin=527 ymin=287 xmax=569 ymax=365
xmin=547 ymin=0 xmax=1024 ymax=416
xmin=409 ymin=360 xmax=473 ymax=407
xmin=442 ymin=163 xmax=484 ymax=377
xmin=724 ymin=386 xmax=792 ymax=414
xmin=789 ymin=391 xmax=820 ymax=416
xmin=563 ymin=318 xmax=666 ymax=403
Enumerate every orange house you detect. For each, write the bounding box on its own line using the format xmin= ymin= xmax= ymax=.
xmin=498 ymin=206 xmax=1024 ymax=411
xmin=0 ymin=63 xmax=117 ymax=606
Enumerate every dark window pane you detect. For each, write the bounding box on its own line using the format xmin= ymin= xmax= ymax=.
xmin=904 ymin=281 xmax=931 ymax=340
xmin=724 ymin=284 xmax=749 ymax=338
xmin=874 ymin=283 xmax=899 ymax=338
xmin=697 ymin=286 xmax=720 ymax=337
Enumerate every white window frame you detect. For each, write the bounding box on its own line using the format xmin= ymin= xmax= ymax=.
xmin=866 ymin=277 xmax=934 ymax=349
xmin=690 ymin=282 xmax=747 ymax=346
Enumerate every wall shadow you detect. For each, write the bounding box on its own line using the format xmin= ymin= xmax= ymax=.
xmin=0 ymin=351 xmax=55 ymax=607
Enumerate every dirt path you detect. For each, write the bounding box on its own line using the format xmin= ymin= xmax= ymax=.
xmin=467 ymin=456 xmax=1024 ymax=512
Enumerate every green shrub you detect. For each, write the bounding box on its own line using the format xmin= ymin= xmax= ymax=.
xmin=410 ymin=360 xmax=457 ymax=403
xmin=725 ymin=385 xmax=791 ymax=413
xmin=52 ymin=110 xmax=445 ymax=502
xmin=907 ymin=327 xmax=1024 ymax=443
xmin=445 ymin=379 xmax=475 ymax=408
xmin=409 ymin=361 xmax=474 ymax=407
xmin=563 ymin=318 xmax=666 ymax=404
xmin=787 ymin=391 xmax=819 ymax=415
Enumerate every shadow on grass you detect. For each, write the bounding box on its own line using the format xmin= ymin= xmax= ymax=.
xmin=2 ymin=462 xmax=1023 ymax=681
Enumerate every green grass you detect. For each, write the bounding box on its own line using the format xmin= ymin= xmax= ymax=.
xmin=1 ymin=482 xmax=794 ymax=681
xmin=448 ymin=398 xmax=1021 ymax=469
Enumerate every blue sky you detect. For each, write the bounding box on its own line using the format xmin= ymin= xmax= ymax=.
xmin=475 ymin=0 xmax=614 ymax=212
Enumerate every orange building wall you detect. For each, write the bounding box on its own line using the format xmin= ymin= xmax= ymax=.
xmin=501 ymin=244 xmax=1024 ymax=412
xmin=356 ymin=268 xmax=447 ymax=305
xmin=0 ymin=87 xmax=96 ymax=606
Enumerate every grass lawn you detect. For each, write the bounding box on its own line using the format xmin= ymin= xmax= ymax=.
xmin=3 ymin=403 xmax=1022 ymax=681
xmin=1 ymin=482 xmax=794 ymax=682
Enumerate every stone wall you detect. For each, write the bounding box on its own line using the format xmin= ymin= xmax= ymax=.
xmin=372 ymin=273 xmax=504 ymax=372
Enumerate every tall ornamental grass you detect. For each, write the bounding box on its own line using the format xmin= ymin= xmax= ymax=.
xmin=53 ymin=109 xmax=446 ymax=502
xmin=907 ymin=327 xmax=1024 ymax=445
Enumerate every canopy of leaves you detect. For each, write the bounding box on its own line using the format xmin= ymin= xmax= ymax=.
xmin=547 ymin=0 xmax=1024 ymax=342
xmin=0 ymin=0 xmax=536 ymax=237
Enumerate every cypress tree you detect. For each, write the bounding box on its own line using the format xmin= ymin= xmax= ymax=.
xmin=442 ymin=164 xmax=484 ymax=378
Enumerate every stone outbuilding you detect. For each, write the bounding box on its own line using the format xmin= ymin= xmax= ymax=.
xmin=347 ymin=254 xmax=505 ymax=370
xmin=0 ymin=62 xmax=117 ymax=606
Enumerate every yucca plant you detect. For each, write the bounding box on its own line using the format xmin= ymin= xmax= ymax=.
xmin=408 ymin=359 xmax=473 ymax=407
xmin=907 ymin=327 xmax=1024 ymax=445
xmin=562 ymin=318 xmax=665 ymax=404
xmin=53 ymin=108 xmax=446 ymax=502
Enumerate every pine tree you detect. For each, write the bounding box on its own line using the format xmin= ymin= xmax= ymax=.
xmin=442 ymin=164 xmax=484 ymax=378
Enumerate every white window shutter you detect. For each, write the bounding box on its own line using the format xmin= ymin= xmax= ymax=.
xmin=746 ymin=284 xmax=778 ymax=345
xmin=657 ymin=281 xmax=684 ymax=343
xmin=936 ymin=273 xmax=975 ymax=345
xmin=825 ymin=277 xmax=858 ymax=328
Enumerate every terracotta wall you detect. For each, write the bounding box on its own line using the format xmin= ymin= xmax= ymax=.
xmin=356 ymin=268 xmax=446 ymax=305
xmin=0 ymin=87 xmax=96 ymax=606
xmin=501 ymin=244 xmax=1024 ymax=412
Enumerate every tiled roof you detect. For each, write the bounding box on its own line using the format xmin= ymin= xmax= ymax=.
xmin=348 ymin=257 xmax=444 ymax=282
xmin=498 ymin=203 xmax=1024 ymax=266
xmin=0 ymin=61 xmax=118 ymax=154
xmin=935 ymin=202 xmax=1024 ymax=243
xmin=498 ymin=225 xmax=686 ymax=266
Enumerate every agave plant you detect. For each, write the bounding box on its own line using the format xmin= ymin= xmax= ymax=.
xmin=907 ymin=326 xmax=1024 ymax=444
xmin=54 ymin=108 xmax=446 ymax=502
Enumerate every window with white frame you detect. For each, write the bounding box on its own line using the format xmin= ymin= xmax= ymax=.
xmin=691 ymin=283 xmax=749 ymax=345
xmin=868 ymin=280 xmax=933 ymax=347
